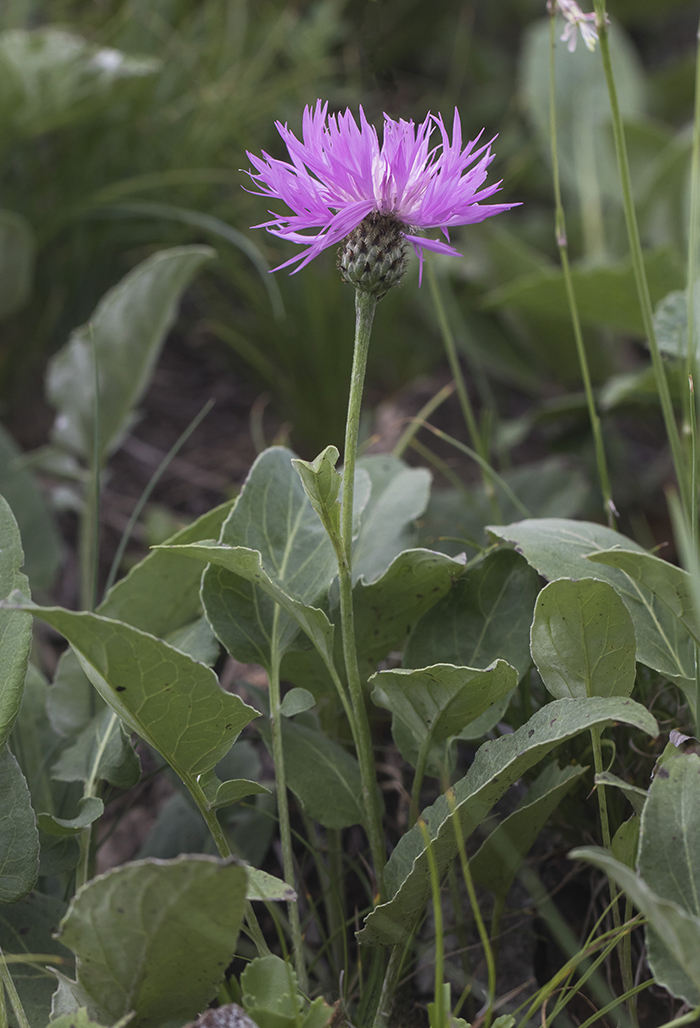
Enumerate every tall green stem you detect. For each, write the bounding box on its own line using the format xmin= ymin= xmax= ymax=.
xmin=80 ymin=327 xmax=101 ymax=611
xmin=0 ymin=950 xmax=30 ymax=1028
xmin=548 ymin=13 xmax=614 ymax=527
xmin=593 ymin=0 xmax=689 ymax=517
xmin=269 ymin=617 xmax=308 ymax=992
xmin=338 ymin=290 xmax=387 ymax=898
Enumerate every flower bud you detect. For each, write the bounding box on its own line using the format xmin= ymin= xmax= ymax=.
xmin=337 ymin=213 xmax=407 ymax=298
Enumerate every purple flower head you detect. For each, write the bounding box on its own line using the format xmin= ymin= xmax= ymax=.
xmin=246 ymin=101 xmax=519 ymax=284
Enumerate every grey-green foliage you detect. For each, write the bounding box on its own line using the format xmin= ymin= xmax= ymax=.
xmin=240 ymin=955 xmax=332 ymax=1028
xmin=46 ymin=245 xmax=215 ymax=464
xmin=0 ymin=494 xmax=32 ymax=749
xmin=638 ymin=745 xmax=700 ymax=1005
xmin=471 ymin=761 xmax=587 ymax=901
xmin=359 ymin=697 xmax=658 ymax=946
xmin=0 ymin=744 xmax=39 ymax=902
xmin=201 ymin=447 xmax=337 ymax=668
xmin=48 ymin=498 xmax=236 ymax=739
xmin=531 ymin=578 xmax=637 ymax=700
xmin=653 ymin=286 xmax=700 ymax=359
xmin=489 ymin=519 xmax=695 ymax=678
xmin=50 ymin=707 xmax=140 ymax=790
xmin=0 ymin=423 xmax=62 ymax=591
xmin=0 ymin=891 xmax=73 ymax=1028
xmin=56 ymin=856 xmax=248 ymax=1028
xmin=0 ymin=208 xmax=33 ymax=321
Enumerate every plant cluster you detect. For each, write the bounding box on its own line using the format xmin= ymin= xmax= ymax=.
xmin=1 ymin=3 xmax=700 ymax=1028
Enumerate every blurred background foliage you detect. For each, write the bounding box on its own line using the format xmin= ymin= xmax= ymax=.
xmin=0 ymin=0 xmax=698 ymax=460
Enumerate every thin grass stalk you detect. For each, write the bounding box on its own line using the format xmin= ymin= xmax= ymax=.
xmin=592 ymin=0 xmax=689 ymax=517
xmin=548 ymin=11 xmax=614 ymax=527
xmin=426 ymin=261 xmax=501 ymax=520
xmin=686 ymin=19 xmax=700 ymax=535
xmin=448 ymin=789 xmax=497 ymax=1028
xmin=418 ymin=818 xmax=447 ymax=1028
xmin=338 ymin=290 xmax=387 ymax=897
xmin=573 ymin=980 xmax=652 ymax=1028
xmin=268 ymin=616 xmax=308 ymax=992
xmin=0 ymin=950 xmax=30 ymax=1028
xmin=103 ymin=397 xmax=215 ymax=597
xmin=392 ymin=382 xmax=455 ymax=459
xmin=80 ymin=325 xmax=101 ymax=611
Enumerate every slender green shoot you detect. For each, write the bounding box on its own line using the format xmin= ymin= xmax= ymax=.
xmin=548 ymin=12 xmax=614 ymax=527
xmin=103 ymin=397 xmax=215 ymax=597
xmin=80 ymin=324 xmax=101 ymax=611
xmin=593 ymin=0 xmax=689 ymax=517
xmin=0 ymin=949 xmax=30 ymax=1028
xmin=337 ymin=289 xmax=387 ymax=897
xmin=418 ymin=818 xmax=447 ymax=1028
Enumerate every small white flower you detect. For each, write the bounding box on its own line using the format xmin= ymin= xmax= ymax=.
xmin=556 ymin=0 xmax=599 ymax=53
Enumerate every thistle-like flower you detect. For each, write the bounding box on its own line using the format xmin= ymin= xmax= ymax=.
xmin=556 ymin=0 xmax=600 ymax=53
xmin=246 ymin=101 xmax=518 ymax=294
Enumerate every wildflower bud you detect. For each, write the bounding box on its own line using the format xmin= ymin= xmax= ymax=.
xmin=337 ymin=213 xmax=407 ymax=298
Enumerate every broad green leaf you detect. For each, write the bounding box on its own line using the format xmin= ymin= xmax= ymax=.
xmin=371 ymin=660 xmax=517 ymax=755
xmin=653 ymin=286 xmax=700 ymax=359
xmin=638 ymin=746 xmax=700 ymax=1005
xmin=47 ymin=500 xmax=237 ymax=738
xmin=259 ymin=717 xmax=366 ymax=830
xmin=0 ymin=744 xmax=39 ymax=902
xmin=471 ymin=762 xmax=587 ymax=901
xmin=354 ymin=548 xmax=466 ymax=681
xmin=571 ymin=846 xmax=700 ymax=1004
xmin=37 ymin=796 xmax=104 ymax=837
xmin=594 ymin=772 xmax=647 ymax=817
xmin=201 ymin=448 xmax=337 ymax=669
xmin=47 ymin=246 xmax=215 ymax=464
xmin=488 ymin=519 xmax=694 ymax=678
xmin=587 ymin=547 xmax=700 ymax=645
xmin=240 ymin=955 xmax=333 ymax=1028
xmin=405 ymin=548 xmax=539 ymax=737
xmin=163 ymin=542 xmax=335 ymax=669
xmin=49 ymin=1010 xmax=110 ymax=1028
xmin=0 ymin=424 xmax=61 ymax=592
xmin=352 ymin=455 xmax=431 ymax=584
xmin=0 ymin=28 xmax=159 ymax=137
xmin=0 ymin=209 xmax=34 ymax=321
xmin=279 ymin=687 xmax=315 ymax=718
xmin=359 ymin=697 xmax=658 ymax=946
xmin=9 ymin=664 xmax=54 ymax=815
xmin=531 ymin=578 xmax=637 ymax=700
xmin=0 ymin=892 xmax=72 ymax=1028
xmin=482 ymin=249 xmax=684 ymax=337
xmin=246 ymin=868 xmax=297 ymax=903
xmin=165 ymin=616 xmax=220 ymax=666
xmin=57 ymin=855 xmax=248 ymax=1027
xmin=406 ymin=549 xmax=539 ymax=678
xmin=17 ymin=605 xmax=259 ymax=803
xmin=39 ymin=834 xmax=80 ymax=877
xmin=51 ymin=708 xmax=140 ymax=790
xmin=0 ymin=495 xmax=32 ymax=749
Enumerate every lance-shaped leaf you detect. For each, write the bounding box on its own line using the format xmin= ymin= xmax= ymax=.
xmin=0 ymin=494 xmax=32 ymax=749
xmin=0 ymin=892 xmax=73 ymax=1028
xmin=638 ymin=746 xmax=700 ymax=1005
xmin=531 ymin=578 xmax=636 ymax=700
xmin=200 ymin=448 xmax=337 ymax=669
xmin=13 ymin=605 xmax=259 ymax=812
xmin=47 ymin=246 xmax=215 ymax=464
xmin=37 ymin=797 xmax=104 ymax=837
xmin=594 ymin=772 xmax=647 ymax=817
xmin=0 ymin=744 xmax=39 ymax=901
xmin=292 ymin=445 xmax=343 ymax=550
xmin=571 ymin=846 xmax=700 ymax=1005
xmin=56 ymin=855 xmax=248 ymax=1028
xmin=359 ymin=697 xmax=658 ymax=946
xmin=488 ymin=518 xmax=694 ymax=678
xmin=197 ymin=770 xmax=269 ymax=812
xmin=371 ymin=661 xmax=517 ymax=770
xmin=471 ymin=762 xmax=587 ymax=901
xmin=352 ymin=455 xmax=431 ymax=585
